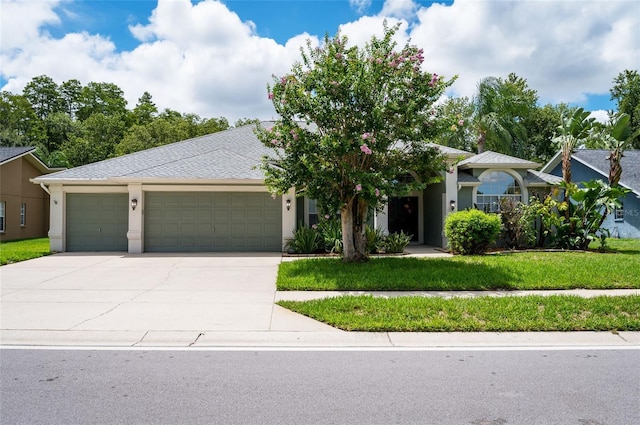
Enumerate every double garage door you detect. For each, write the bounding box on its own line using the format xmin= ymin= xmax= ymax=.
xmin=144 ymin=192 xmax=282 ymax=252
xmin=66 ymin=192 xmax=282 ymax=252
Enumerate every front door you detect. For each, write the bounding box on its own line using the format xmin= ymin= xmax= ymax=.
xmin=388 ymin=196 xmax=419 ymax=241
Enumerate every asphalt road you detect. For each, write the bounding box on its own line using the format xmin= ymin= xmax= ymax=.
xmin=1 ymin=348 xmax=638 ymax=425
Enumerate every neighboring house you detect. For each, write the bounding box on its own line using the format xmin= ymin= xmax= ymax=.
xmin=33 ymin=123 xmax=561 ymax=253
xmin=0 ymin=147 xmax=60 ymax=242
xmin=542 ymin=149 xmax=640 ymax=239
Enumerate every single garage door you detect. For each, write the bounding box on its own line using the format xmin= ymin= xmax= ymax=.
xmin=66 ymin=193 xmax=128 ymax=251
xmin=144 ymin=192 xmax=282 ymax=252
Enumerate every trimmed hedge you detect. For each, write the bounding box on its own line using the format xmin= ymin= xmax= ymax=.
xmin=444 ymin=209 xmax=501 ymax=255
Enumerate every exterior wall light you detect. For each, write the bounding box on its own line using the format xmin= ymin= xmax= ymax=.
xmin=131 ymin=198 xmax=138 ymax=211
xmin=450 ymin=199 xmax=456 ymax=211
xmin=286 ymin=199 xmax=291 ymax=211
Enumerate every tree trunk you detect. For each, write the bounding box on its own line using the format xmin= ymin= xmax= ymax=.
xmin=477 ymin=131 xmax=485 ymax=154
xmin=341 ymin=197 xmax=369 ymax=263
xmin=608 ymin=150 xmax=623 ymax=187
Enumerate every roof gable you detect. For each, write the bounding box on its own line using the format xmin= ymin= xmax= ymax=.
xmin=0 ymin=146 xmax=59 ymax=174
xmin=0 ymin=146 xmax=36 ymax=164
xmin=458 ymin=150 xmax=539 ymax=169
xmin=573 ymin=149 xmax=640 ymax=194
xmin=34 ymin=123 xmax=275 ymax=183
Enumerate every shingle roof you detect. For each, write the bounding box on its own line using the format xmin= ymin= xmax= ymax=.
xmin=34 ymin=123 xmax=277 ymax=182
xmin=457 ymin=171 xmax=481 ymax=185
xmin=526 ymin=170 xmax=563 ymax=186
xmin=0 ymin=146 xmax=35 ymax=164
xmin=573 ymin=149 xmax=640 ymax=194
xmin=426 ymin=143 xmax=474 ymax=158
xmin=458 ymin=150 xmax=539 ymax=169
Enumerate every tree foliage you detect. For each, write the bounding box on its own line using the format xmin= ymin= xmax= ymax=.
xmin=610 ymin=69 xmax=640 ymax=149
xmin=472 ymin=73 xmax=538 ymax=157
xmin=0 ymin=75 xmax=231 ymax=167
xmin=257 ymin=24 xmax=453 ymax=262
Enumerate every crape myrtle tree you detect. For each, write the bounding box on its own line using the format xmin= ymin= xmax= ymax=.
xmin=257 ymin=24 xmax=454 ymax=263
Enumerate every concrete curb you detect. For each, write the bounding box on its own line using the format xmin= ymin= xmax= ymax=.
xmin=2 ymin=330 xmax=639 ymax=348
xmin=276 ymin=289 xmax=640 ymax=301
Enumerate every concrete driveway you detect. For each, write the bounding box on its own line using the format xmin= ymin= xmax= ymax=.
xmin=1 ymin=253 xmax=336 ymax=346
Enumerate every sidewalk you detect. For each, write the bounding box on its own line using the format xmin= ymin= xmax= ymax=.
xmin=1 ymin=252 xmax=639 ymax=348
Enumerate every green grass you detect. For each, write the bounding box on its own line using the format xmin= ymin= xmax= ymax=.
xmin=0 ymin=238 xmax=51 ymax=265
xmin=277 ymin=249 xmax=640 ymax=291
xmin=278 ymin=295 xmax=640 ymax=332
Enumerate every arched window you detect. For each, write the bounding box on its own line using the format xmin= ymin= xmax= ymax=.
xmin=476 ymin=171 xmax=522 ymax=213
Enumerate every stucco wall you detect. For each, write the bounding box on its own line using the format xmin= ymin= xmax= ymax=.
xmin=0 ymin=157 xmax=49 ymax=241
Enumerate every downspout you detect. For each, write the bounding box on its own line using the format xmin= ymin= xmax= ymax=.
xmin=40 ymin=182 xmax=51 ymax=195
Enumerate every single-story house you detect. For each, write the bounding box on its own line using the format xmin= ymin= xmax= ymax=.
xmin=0 ymin=147 xmax=60 ymax=242
xmin=542 ymin=149 xmax=640 ymax=238
xmin=33 ymin=123 xmax=561 ymax=253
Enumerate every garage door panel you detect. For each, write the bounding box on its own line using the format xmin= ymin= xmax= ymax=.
xmin=66 ymin=194 xmax=128 ymax=251
xmin=145 ymin=192 xmax=281 ymax=252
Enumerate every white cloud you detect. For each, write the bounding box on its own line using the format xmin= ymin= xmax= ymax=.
xmin=589 ymin=110 xmax=609 ymax=124
xmin=349 ymin=0 xmax=372 ymax=14
xmin=0 ymin=0 xmax=61 ymax=51
xmin=380 ymin=0 xmax=419 ymax=21
xmin=0 ymin=0 xmax=638 ymax=123
xmin=408 ymin=0 xmax=640 ymax=106
xmin=0 ymin=0 xmax=316 ymax=122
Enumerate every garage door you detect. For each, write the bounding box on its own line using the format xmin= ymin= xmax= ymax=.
xmin=144 ymin=192 xmax=282 ymax=252
xmin=66 ymin=193 xmax=128 ymax=251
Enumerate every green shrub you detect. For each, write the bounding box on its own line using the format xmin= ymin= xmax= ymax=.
xmin=285 ymin=224 xmax=320 ymax=254
xmin=498 ymin=198 xmax=536 ymax=249
xmin=365 ymin=225 xmax=385 ymax=254
xmin=317 ymin=217 xmax=343 ymax=254
xmin=382 ymin=231 xmax=412 ymax=253
xmin=445 ymin=209 xmax=501 ymax=255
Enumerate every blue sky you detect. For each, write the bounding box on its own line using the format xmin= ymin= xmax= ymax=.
xmin=2 ymin=0 xmax=638 ymax=121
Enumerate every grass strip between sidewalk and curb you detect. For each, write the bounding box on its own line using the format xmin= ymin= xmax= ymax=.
xmin=0 ymin=238 xmax=51 ymax=265
xmin=277 ymin=252 xmax=640 ymax=291
xmin=277 ymin=295 xmax=640 ymax=332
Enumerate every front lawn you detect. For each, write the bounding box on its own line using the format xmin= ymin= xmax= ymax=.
xmin=0 ymin=238 xmax=51 ymax=265
xmin=277 ymin=249 xmax=640 ymax=291
xmin=278 ymin=295 xmax=640 ymax=332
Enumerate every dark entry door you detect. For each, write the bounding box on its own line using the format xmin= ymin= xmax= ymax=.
xmin=388 ymin=197 xmax=419 ymax=241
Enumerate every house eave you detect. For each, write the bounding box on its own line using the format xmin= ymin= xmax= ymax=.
xmin=458 ymin=163 xmax=538 ymax=170
xmin=31 ymin=177 xmax=267 ymax=186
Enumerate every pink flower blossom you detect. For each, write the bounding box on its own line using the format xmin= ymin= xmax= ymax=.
xmin=458 ymin=119 xmax=464 ymax=126
xmin=375 ymin=188 xmax=380 ymax=197
xmin=429 ymin=73 xmax=439 ymax=86
xmin=355 ymin=184 xmax=362 ymax=192
xmin=312 ymin=224 xmax=318 ymax=230
xmin=360 ymin=144 xmax=372 ymax=155
xmin=268 ymin=92 xmax=274 ymax=100
xmin=361 ymin=132 xmax=370 ymax=140
xmin=324 ymin=214 xmax=330 ymax=219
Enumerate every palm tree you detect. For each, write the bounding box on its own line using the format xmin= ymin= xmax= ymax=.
xmin=472 ymin=74 xmax=535 ymax=155
xmin=473 ymin=77 xmax=509 ymax=153
xmin=553 ymin=107 xmax=593 ymax=189
xmin=606 ymin=112 xmax=634 ymax=187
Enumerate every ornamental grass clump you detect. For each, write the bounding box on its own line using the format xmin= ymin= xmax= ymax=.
xmin=445 ymin=209 xmax=501 ymax=255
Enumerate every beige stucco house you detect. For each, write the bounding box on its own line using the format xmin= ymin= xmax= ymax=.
xmin=32 ymin=123 xmax=560 ymax=253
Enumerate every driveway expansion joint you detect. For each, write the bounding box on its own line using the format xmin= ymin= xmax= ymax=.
xmin=189 ymin=332 xmax=205 ymax=347
xmin=132 ymin=330 xmax=149 ymax=346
